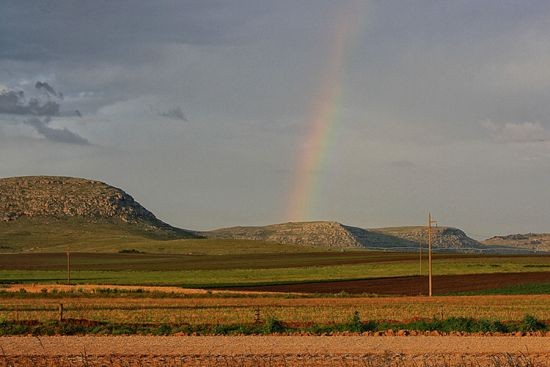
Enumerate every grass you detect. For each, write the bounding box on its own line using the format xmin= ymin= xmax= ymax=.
xmin=0 ymin=294 xmax=548 ymax=325
xmin=0 ymin=256 xmax=548 ymax=287
xmin=0 ymin=251 xmax=424 ymax=271
xmin=451 ymin=283 xmax=550 ymax=296
xmin=0 ymin=314 xmax=546 ymax=336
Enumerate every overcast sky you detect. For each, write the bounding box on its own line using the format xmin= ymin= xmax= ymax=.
xmin=2 ymin=1 xmax=550 ymax=238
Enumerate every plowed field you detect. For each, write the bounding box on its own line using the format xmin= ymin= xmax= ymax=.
xmin=224 ymin=271 xmax=550 ymax=295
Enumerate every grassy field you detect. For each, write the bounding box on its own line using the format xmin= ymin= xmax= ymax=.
xmin=452 ymin=283 xmax=550 ymax=295
xmin=0 ymin=294 xmax=548 ymax=326
xmin=0 ymin=253 xmax=548 ymax=287
xmin=0 ymin=251 xmax=426 ymax=271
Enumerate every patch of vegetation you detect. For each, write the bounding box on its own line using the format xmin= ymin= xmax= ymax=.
xmin=451 ymin=283 xmax=550 ymax=295
xmin=0 ymin=315 xmax=545 ymax=336
xmin=520 ymin=314 xmax=546 ymax=332
xmin=263 ymin=317 xmax=284 ymax=333
xmin=118 ymin=249 xmax=145 ymax=254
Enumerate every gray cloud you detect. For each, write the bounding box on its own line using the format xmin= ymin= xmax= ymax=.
xmin=0 ymin=89 xmax=60 ymax=116
xmin=0 ymin=1 xmax=262 ymax=63
xmin=481 ymin=120 xmax=549 ymax=143
xmin=0 ymin=83 xmax=87 ymax=144
xmin=159 ymin=107 xmax=188 ymax=122
xmin=35 ymin=81 xmax=62 ymax=99
xmin=22 ymin=117 xmax=89 ymax=145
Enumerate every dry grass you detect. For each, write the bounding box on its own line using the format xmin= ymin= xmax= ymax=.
xmin=1 ymin=295 xmax=548 ymax=325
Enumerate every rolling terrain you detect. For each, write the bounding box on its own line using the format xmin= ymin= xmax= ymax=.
xmin=204 ymin=222 xmax=529 ymax=253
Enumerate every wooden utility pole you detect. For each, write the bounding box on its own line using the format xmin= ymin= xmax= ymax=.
xmin=428 ymin=213 xmax=437 ymax=297
xmin=419 ymin=235 xmax=422 ymax=275
xmin=67 ymin=245 xmax=71 ymax=285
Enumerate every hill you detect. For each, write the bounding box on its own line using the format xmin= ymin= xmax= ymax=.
xmin=205 ymin=221 xmax=366 ymax=249
xmin=204 ymin=222 xmax=495 ymax=252
xmin=483 ymin=233 xmax=550 ymax=252
xmin=0 ymin=176 xmax=199 ymax=251
xmin=369 ymin=226 xmax=485 ymax=251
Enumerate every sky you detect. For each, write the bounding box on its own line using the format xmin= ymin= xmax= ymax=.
xmin=2 ymin=1 xmax=550 ymax=238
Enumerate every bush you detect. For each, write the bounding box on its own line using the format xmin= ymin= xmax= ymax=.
xmin=263 ymin=317 xmax=284 ymax=333
xmin=347 ymin=311 xmax=363 ymax=332
xmin=521 ymin=314 xmax=545 ymax=332
xmin=118 ymin=249 xmax=144 ymax=254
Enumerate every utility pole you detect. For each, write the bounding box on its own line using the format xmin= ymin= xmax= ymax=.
xmin=428 ymin=213 xmax=437 ymax=297
xmin=67 ymin=244 xmax=71 ymax=285
xmin=419 ymin=234 xmax=422 ymax=276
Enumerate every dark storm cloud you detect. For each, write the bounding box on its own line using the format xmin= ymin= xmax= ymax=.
xmin=0 ymin=84 xmax=86 ymax=144
xmin=0 ymin=1 xmax=260 ymax=63
xmin=23 ymin=117 xmax=89 ymax=145
xmin=0 ymin=89 xmax=60 ymax=116
xmin=35 ymin=81 xmax=62 ymax=98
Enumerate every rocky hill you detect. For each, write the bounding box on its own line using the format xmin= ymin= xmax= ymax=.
xmin=0 ymin=176 xmax=196 ymax=238
xmin=204 ymin=222 xmax=494 ymax=252
xmin=483 ymin=233 xmax=550 ymax=252
xmin=369 ymin=226 xmax=485 ymax=251
xmin=205 ymin=221 xmax=368 ymax=249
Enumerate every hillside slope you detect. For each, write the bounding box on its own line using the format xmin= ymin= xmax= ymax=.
xmin=369 ymin=226 xmax=484 ymax=251
xmin=0 ymin=176 xmax=198 ymax=252
xmin=204 ymin=222 xmax=493 ymax=252
xmin=205 ymin=221 xmax=367 ymax=249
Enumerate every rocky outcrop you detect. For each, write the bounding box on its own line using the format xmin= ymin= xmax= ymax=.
xmin=0 ymin=176 xmax=194 ymax=237
xmin=484 ymin=233 xmax=550 ymax=252
xmin=370 ymin=226 xmax=484 ymax=251
xmin=205 ymin=221 xmax=368 ymax=249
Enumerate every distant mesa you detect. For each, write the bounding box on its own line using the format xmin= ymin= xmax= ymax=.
xmin=0 ymin=176 xmax=197 ymax=238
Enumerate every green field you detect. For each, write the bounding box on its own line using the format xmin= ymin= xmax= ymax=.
xmin=0 ymin=252 xmax=548 ymax=287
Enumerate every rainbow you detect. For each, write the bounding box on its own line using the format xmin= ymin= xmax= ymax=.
xmin=286 ymin=3 xmax=362 ymax=221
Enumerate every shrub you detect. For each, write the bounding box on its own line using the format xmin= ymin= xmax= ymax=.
xmin=263 ymin=317 xmax=284 ymax=333
xmin=521 ymin=314 xmax=545 ymax=332
xmin=347 ymin=311 xmax=362 ymax=332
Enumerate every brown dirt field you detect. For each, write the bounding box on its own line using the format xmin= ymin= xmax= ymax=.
xmin=224 ymin=271 xmax=550 ymax=295
xmin=0 ymin=336 xmax=548 ymax=367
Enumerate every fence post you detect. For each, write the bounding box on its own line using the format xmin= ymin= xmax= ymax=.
xmin=58 ymin=303 xmax=64 ymax=322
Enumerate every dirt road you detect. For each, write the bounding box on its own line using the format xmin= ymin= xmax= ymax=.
xmin=1 ymin=336 xmax=549 ymax=366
